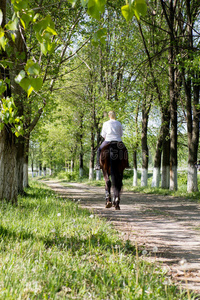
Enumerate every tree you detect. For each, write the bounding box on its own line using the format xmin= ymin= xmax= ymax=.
xmin=0 ymin=0 xmax=148 ymax=202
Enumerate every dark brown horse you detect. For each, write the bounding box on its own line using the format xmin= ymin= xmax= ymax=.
xmin=100 ymin=141 xmax=129 ymax=210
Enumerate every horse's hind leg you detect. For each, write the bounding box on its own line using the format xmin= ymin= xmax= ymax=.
xmin=114 ymin=197 xmax=120 ymax=210
xmin=105 ymin=179 xmax=112 ymax=208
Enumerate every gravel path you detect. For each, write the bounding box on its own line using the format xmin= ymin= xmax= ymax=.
xmin=42 ymin=180 xmax=200 ymax=294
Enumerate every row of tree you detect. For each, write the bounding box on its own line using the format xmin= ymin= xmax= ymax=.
xmin=33 ymin=0 xmax=200 ymax=193
xmin=0 ymin=0 xmax=200 ymax=203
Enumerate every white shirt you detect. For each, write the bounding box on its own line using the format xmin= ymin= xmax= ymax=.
xmin=101 ymin=119 xmax=123 ymax=142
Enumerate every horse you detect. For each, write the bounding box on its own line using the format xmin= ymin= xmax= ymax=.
xmin=99 ymin=141 xmax=129 ymax=210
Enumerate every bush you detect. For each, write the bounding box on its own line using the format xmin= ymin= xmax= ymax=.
xmin=57 ymin=171 xmax=79 ymax=181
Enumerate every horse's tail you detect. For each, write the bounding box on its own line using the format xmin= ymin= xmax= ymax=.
xmin=109 ymin=143 xmax=123 ymax=196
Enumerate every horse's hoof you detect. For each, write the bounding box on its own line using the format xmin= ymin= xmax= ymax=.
xmin=105 ymin=201 xmax=112 ymax=208
xmin=115 ymin=206 xmax=120 ymax=210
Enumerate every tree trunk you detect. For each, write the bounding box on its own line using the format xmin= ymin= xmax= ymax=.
xmin=151 ymin=129 xmax=162 ymax=188
xmin=0 ymin=0 xmax=18 ymax=202
xmin=0 ymin=127 xmax=17 ymax=203
xmin=141 ymin=97 xmax=150 ymax=187
xmin=161 ymin=110 xmax=170 ymax=189
xmin=183 ymin=2 xmax=200 ymax=192
xmin=133 ymin=150 xmax=137 ymax=186
xmin=186 ymin=81 xmax=200 ymax=192
xmin=71 ymin=159 xmax=74 ymax=173
xmin=89 ymin=130 xmax=95 ymax=180
xmin=89 ymin=157 xmax=94 ymax=180
xmin=43 ymin=166 xmax=47 ymax=176
xmin=169 ymin=41 xmax=178 ymax=190
xmin=16 ymin=136 xmax=25 ymax=194
xmin=79 ymin=153 xmax=83 ymax=177
xmin=39 ymin=162 xmax=42 ymax=176
xmin=152 ymin=110 xmax=170 ymax=188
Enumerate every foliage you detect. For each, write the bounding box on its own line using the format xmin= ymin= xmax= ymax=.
xmin=0 ymin=97 xmax=24 ymax=136
xmin=57 ymin=170 xmax=79 ymax=181
xmin=0 ymin=180 xmax=196 ymax=299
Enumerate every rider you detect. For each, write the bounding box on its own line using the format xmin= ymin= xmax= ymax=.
xmin=94 ymin=110 xmax=123 ymax=170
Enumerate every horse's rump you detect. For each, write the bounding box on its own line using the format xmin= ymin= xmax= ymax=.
xmin=100 ymin=141 xmax=129 ymax=174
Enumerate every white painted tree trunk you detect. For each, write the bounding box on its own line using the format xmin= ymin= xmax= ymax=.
xmin=161 ymin=165 xmax=170 ymax=189
xmin=151 ymin=167 xmax=160 ymax=188
xmin=89 ymin=168 xmax=94 ymax=180
xmin=187 ymin=164 xmax=198 ymax=192
xmin=79 ymin=167 xmax=83 ymax=178
xmin=141 ymin=168 xmax=148 ymax=186
xmin=23 ymin=162 xmax=28 ymax=188
xmin=170 ymin=165 xmax=178 ymax=190
xmin=133 ymin=168 xmax=137 ymax=186
xmin=96 ymin=170 xmax=101 ymax=180
xmin=71 ymin=159 xmax=74 ymax=173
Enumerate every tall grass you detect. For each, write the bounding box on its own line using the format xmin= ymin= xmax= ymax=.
xmin=1 ymin=180 xmax=198 ymax=299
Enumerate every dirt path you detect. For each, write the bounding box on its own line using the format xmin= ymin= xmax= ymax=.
xmin=42 ymin=180 xmax=200 ymax=294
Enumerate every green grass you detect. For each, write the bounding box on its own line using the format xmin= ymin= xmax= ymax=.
xmin=0 ymin=181 xmax=199 ymax=299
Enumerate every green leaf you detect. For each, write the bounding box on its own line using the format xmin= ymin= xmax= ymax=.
xmin=11 ymin=33 xmax=16 ymax=42
xmin=12 ymin=0 xmax=29 ymax=12
xmin=0 ymin=36 xmax=7 ymax=51
xmin=27 ymin=86 xmax=34 ymax=97
xmin=87 ymin=0 xmax=106 ymax=20
xmin=0 ymin=9 xmax=3 ymax=26
xmin=88 ymin=0 xmax=100 ymax=20
xmin=45 ymin=26 xmax=57 ymax=36
xmin=15 ymin=131 xmax=20 ymax=137
xmin=25 ymin=60 xmax=41 ymax=75
xmin=15 ymin=117 xmax=20 ymax=123
xmin=92 ymin=28 xmax=107 ymax=45
xmin=15 ymin=70 xmax=26 ymax=84
xmin=0 ymin=123 xmax=4 ymax=131
xmin=33 ymin=18 xmax=49 ymax=34
xmin=30 ymin=78 xmax=43 ymax=91
xmin=5 ymin=18 xmax=18 ymax=31
xmin=134 ymin=0 xmax=147 ymax=18
xmin=121 ymin=4 xmax=134 ymax=22
xmin=20 ymin=10 xmax=34 ymax=29
xmin=17 ymin=76 xmax=43 ymax=96
xmin=0 ymin=28 xmax=4 ymax=38
xmin=40 ymin=42 xmax=48 ymax=56
xmin=0 ymin=80 xmax=6 ymax=95
xmin=18 ymin=77 xmax=32 ymax=92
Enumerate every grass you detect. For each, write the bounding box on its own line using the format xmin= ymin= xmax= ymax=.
xmin=0 ymin=180 xmax=199 ymax=299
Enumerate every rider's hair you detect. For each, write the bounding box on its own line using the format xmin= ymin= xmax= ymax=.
xmin=108 ymin=111 xmax=116 ymax=119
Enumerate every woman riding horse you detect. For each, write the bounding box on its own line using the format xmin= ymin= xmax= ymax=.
xmin=94 ymin=111 xmax=123 ymax=170
xmin=95 ymin=111 xmax=128 ymax=210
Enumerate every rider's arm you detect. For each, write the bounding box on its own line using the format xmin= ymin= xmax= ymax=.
xmin=101 ymin=123 xmax=107 ymax=139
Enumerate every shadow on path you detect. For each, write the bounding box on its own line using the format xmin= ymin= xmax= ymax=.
xmin=42 ymin=180 xmax=200 ymax=293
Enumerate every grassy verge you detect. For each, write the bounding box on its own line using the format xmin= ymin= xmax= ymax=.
xmin=0 ymin=180 xmax=198 ymax=299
